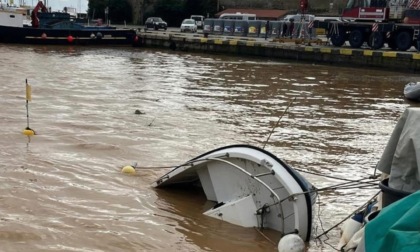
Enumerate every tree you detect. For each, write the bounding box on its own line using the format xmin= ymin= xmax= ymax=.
xmin=88 ymin=0 xmax=132 ymax=23
xmin=154 ymin=0 xmax=186 ymax=26
xmin=108 ymin=0 xmax=132 ymax=23
xmin=185 ymin=0 xmax=218 ymax=18
xmin=88 ymin=0 xmax=107 ymax=20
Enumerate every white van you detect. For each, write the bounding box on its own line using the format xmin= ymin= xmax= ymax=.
xmin=219 ymin=13 xmax=256 ymax=21
xmin=190 ymin=15 xmax=205 ymax=29
xmin=282 ymin=14 xmax=315 ymax=22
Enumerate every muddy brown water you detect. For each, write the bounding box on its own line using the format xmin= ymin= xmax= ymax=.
xmin=1 ymin=44 xmax=418 ymax=251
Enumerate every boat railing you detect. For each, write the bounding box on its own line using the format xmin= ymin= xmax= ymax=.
xmin=208 ymin=157 xmax=282 ymax=204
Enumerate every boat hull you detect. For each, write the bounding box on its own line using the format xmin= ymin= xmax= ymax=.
xmin=0 ymin=25 xmax=139 ymax=46
xmin=153 ymin=144 xmax=316 ymax=242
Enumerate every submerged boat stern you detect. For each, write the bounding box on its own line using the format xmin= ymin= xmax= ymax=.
xmin=153 ymin=145 xmax=317 ymax=242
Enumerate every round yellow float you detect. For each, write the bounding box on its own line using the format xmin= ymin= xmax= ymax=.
xmin=121 ymin=165 xmax=136 ymax=174
xmin=23 ymin=128 xmax=35 ymax=136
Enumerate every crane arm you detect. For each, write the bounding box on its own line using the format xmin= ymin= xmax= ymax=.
xmin=31 ymin=1 xmax=48 ymax=28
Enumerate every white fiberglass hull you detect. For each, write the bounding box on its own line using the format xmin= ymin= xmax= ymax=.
xmin=152 ymin=144 xmax=316 ymax=241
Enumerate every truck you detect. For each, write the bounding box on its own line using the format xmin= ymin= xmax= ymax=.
xmin=190 ymin=15 xmax=205 ymax=29
xmin=314 ymin=0 xmax=420 ymax=51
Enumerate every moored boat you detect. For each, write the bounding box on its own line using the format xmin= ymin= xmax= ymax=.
xmin=0 ymin=1 xmax=140 ymax=46
xmin=152 ymin=144 xmax=317 ymax=242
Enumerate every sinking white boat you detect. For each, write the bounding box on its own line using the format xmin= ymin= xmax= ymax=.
xmin=152 ymin=144 xmax=317 ymax=242
xmin=404 ymin=82 xmax=420 ymax=101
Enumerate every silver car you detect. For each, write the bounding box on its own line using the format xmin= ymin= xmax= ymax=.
xmin=180 ymin=19 xmax=197 ymax=33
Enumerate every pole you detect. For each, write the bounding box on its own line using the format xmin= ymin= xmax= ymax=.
xmin=26 ymin=99 xmax=29 ymax=128
xmin=25 ymin=79 xmax=31 ymax=129
xmin=23 ymin=79 xmax=35 ymax=138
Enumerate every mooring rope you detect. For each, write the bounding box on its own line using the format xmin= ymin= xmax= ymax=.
xmin=254 ymin=227 xmax=277 ymax=247
xmin=131 ymin=165 xmax=176 ymax=169
xmin=314 ymin=190 xmax=381 ymax=240
xmin=294 ymin=167 xmax=379 ymax=186
xmin=261 ymin=177 xmax=377 ymax=210
xmin=314 ymin=194 xmax=341 ymax=251
xmin=131 ymin=155 xmax=229 ymax=170
xmin=313 ymin=179 xmax=378 ymax=192
xmin=262 ymin=97 xmax=296 ymax=150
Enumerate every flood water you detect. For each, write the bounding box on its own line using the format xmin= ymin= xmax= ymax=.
xmin=1 ymin=44 xmax=419 ymax=252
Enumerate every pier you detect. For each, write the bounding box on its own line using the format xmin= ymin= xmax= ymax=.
xmin=136 ymin=31 xmax=420 ymax=73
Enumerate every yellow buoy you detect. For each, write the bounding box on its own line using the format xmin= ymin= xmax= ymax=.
xmin=23 ymin=128 xmax=35 ymax=136
xmin=121 ymin=165 xmax=136 ymax=174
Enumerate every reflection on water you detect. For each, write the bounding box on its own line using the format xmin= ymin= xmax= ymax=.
xmin=0 ymin=44 xmax=418 ymax=251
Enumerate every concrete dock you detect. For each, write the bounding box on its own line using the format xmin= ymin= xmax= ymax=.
xmin=136 ymin=31 xmax=420 ymax=73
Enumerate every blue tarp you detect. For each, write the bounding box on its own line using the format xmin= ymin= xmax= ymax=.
xmin=364 ymin=190 xmax=420 ymax=252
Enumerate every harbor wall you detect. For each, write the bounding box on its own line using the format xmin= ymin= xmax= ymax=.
xmin=136 ymin=32 xmax=420 ymax=73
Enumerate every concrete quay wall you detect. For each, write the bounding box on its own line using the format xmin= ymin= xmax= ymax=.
xmin=137 ymin=32 xmax=420 ymax=73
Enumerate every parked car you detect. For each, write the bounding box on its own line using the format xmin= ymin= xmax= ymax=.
xmin=190 ymin=15 xmax=204 ymax=29
xmin=145 ymin=17 xmax=167 ymax=31
xmin=180 ymin=19 xmax=197 ymax=33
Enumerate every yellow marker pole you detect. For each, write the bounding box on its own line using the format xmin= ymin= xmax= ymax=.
xmin=23 ymin=79 xmax=35 ymax=137
xmin=26 ymin=79 xmax=32 ymax=101
xmin=26 ymin=79 xmax=31 ymax=129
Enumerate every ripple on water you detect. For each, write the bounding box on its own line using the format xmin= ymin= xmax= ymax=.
xmin=0 ymin=45 xmax=419 ymax=251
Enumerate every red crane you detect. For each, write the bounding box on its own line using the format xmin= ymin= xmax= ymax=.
xmin=31 ymin=1 xmax=48 ymax=28
xmin=300 ymin=0 xmax=309 ymax=14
